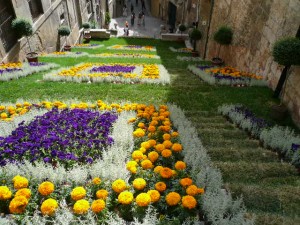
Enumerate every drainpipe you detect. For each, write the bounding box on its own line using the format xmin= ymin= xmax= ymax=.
xmin=203 ymin=0 xmax=214 ymax=59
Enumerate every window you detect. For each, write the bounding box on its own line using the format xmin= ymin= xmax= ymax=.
xmin=27 ymin=0 xmax=43 ymax=21
xmin=0 ymin=0 xmax=18 ymax=52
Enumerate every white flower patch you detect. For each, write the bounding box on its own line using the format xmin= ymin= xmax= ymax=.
xmin=169 ymin=46 xmax=193 ymax=53
xmin=89 ymin=53 xmax=160 ymax=59
xmin=107 ymin=45 xmax=156 ymax=52
xmin=43 ymin=63 xmax=170 ymax=85
xmin=73 ymin=44 xmax=104 ymax=49
xmin=0 ymin=63 xmax=58 ymax=81
xmin=177 ymin=56 xmax=203 ymax=61
xmin=39 ymin=52 xmax=89 ymax=58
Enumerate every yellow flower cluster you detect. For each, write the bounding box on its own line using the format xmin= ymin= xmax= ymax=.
xmin=118 ymin=191 xmax=134 ymax=205
xmin=0 ymin=186 xmax=12 ymax=200
xmin=38 ymin=181 xmax=55 ymax=196
xmin=73 ymin=199 xmax=90 ymax=214
xmin=0 ymin=102 xmax=31 ymax=121
xmin=135 ymin=193 xmax=151 ymax=207
xmin=15 ymin=188 xmax=31 ymax=199
xmin=41 ymin=198 xmax=59 ymax=215
xmin=206 ymin=66 xmax=263 ymax=80
xmin=9 ymin=196 xmax=29 ymax=214
xmin=140 ymin=64 xmax=159 ymax=79
xmin=110 ymin=45 xmax=155 ymax=51
xmin=112 ymin=179 xmax=127 ymax=193
xmin=71 ymin=187 xmax=86 ymax=201
xmin=12 ymin=175 xmax=29 ymax=190
xmin=133 ymin=178 xmax=146 ymax=190
xmin=94 ymin=53 xmax=157 ymax=58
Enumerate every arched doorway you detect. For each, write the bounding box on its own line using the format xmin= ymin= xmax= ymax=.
xmin=168 ymin=1 xmax=176 ymax=32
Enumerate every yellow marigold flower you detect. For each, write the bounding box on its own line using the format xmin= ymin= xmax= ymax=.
xmin=96 ymin=189 xmax=109 ymax=199
xmin=112 ymin=179 xmax=127 ymax=193
xmin=147 ymin=190 xmax=160 ymax=203
xmin=41 ymin=198 xmax=59 ymax=216
xmin=71 ymin=187 xmax=86 ymax=201
xmin=180 ymin=178 xmax=193 ymax=187
xmin=73 ymin=199 xmax=90 ymax=214
xmin=197 ymin=188 xmax=205 ymax=195
xmin=133 ymin=128 xmax=145 ymax=137
xmin=163 ymin=133 xmax=171 ymax=140
xmin=161 ymin=149 xmax=172 ymax=158
xmin=155 ymin=182 xmax=167 ymax=192
xmin=9 ymin=196 xmax=28 ymax=214
xmin=160 ymin=167 xmax=173 ymax=179
xmin=163 ymin=140 xmax=173 ymax=149
xmin=133 ymin=178 xmax=147 ymax=190
xmin=141 ymin=141 xmax=151 ymax=150
xmin=138 ymin=122 xmax=145 ymax=128
xmin=12 ymin=175 xmax=28 ymax=190
xmin=128 ymin=117 xmax=136 ymax=123
xmin=136 ymin=193 xmax=151 ymax=207
xmin=148 ymin=151 xmax=159 ymax=162
xmin=126 ymin=160 xmax=138 ymax=169
xmin=175 ymin=161 xmax=186 ymax=170
xmin=15 ymin=188 xmax=31 ymax=199
xmin=154 ymin=165 xmax=163 ymax=173
xmin=38 ymin=181 xmax=55 ymax=196
xmin=148 ymin=125 xmax=156 ymax=133
xmin=172 ymin=143 xmax=183 ymax=152
xmin=0 ymin=112 xmax=8 ymax=119
xmin=92 ymin=177 xmax=101 ymax=185
xmin=165 ymin=192 xmax=181 ymax=206
xmin=155 ymin=144 xmax=165 ymax=152
xmin=171 ymin=131 xmax=179 ymax=137
xmin=91 ymin=199 xmax=105 ymax=213
xmin=186 ymin=185 xmax=199 ymax=196
xmin=148 ymin=139 xmax=156 ymax=147
xmin=139 ymin=147 xmax=147 ymax=153
xmin=132 ymin=150 xmax=144 ymax=161
xmin=118 ymin=191 xmax=134 ymax=205
xmin=141 ymin=159 xmax=153 ymax=169
xmin=182 ymin=195 xmax=197 ymax=209
xmin=0 ymin=186 xmax=12 ymax=200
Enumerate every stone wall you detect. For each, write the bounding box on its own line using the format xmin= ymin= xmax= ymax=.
xmin=204 ymin=0 xmax=300 ymax=126
xmin=1 ymin=0 xmax=101 ymax=62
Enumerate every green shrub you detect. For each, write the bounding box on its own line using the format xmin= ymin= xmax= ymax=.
xmin=189 ymin=28 xmax=202 ymax=51
xmin=58 ymin=26 xmax=71 ymax=36
xmin=213 ymin=26 xmax=233 ymax=45
xmin=105 ymin=12 xmax=111 ymax=25
xmin=82 ymin=22 xmax=91 ymax=29
xmin=11 ymin=18 xmax=33 ymax=38
xmin=272 ymin=37 xmax=300 ymax=66
xmin=179 ymin=24 xmax=187 ymax=33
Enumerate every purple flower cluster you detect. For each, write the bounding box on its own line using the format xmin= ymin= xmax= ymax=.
xmin=125 ymin=45 xmax=142 ymax=49
xmin=292 ymin=144 xmax=300 ymax=152
xmin=0 ymin=68 xmax=22 ymax=75
xmin=197 ymin=65 xmax=214 ymax=70
xmin=0 ymin=108 xmax=117 ymax=168
xmin=90 ymin=65 xmax=135 ymax=73
xmin=29 ymin=62 xmax=47 ymax=66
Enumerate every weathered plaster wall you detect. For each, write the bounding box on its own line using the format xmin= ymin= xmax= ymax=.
xmin=205 ymin=0 xmax=300 ymax=126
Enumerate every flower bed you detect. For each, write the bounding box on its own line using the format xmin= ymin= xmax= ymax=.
xmin=43 ymin=63 xmax=170 ymax=84
xmin=40 ymin=51 xmax=89 ymax=58
xmin=0 ymin=62 xmax=58 ymax=81
xmin=218 ymin=104 xmax=300 ymax=168
xmin=169 ymin=47 xmax=193 ymax=53
xmin=73 ymin=44 xmax=104 ymax=49
xmin=0 ymin=100 xmax=252 ymax=224
xmin=188 ymin=65 xmax=268 ymax=87
xmin=107 ymin=45 xmax=156 ymax=52
xmin=89 ymin=53 xmax=160 ymax=59
xmin=177 ymin=56 xmax=202 ymax=61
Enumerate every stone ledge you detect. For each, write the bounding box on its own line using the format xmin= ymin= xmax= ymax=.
xmin=161 ymin=33 xmax=189 ymax=41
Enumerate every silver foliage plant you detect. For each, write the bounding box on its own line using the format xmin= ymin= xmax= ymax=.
xmin=168 ymin=104 xmax=254 ymax=225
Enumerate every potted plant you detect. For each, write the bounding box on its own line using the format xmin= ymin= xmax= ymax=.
xmin=82 ymin=22 xmax=91 ymax=43
xmin=11 ymin=18 xmax=38 ymax=62
xmin=58 ymin=26 xmax=71 ymax=51
xmin=212 ymin=26 xmax=233 ymax=66
xmin=189 ymin=28 xmax=202 ymax=57
xmin=179 ymin=24 xmax=187 ymax=34
xmin=270 ymin=37 xmax=300 ymax=120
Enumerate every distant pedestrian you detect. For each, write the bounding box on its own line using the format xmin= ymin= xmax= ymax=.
xmin=142 ymin=14 xmax=145 ymax=27
xmin=131 ymin=12 xmax=135 ymax=26
xmin=124 ymin=24 xmax=129 ymax=36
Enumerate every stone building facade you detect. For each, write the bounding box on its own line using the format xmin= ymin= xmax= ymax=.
xmin=0 ymin=0 xmax=107 ymax=63
xmin=154 ymin=0 xmax=300 ymax=127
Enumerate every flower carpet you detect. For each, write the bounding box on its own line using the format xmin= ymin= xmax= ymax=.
xmin=0 ymin=62 xmax=57 ymax=81
xmin=89 ymin=53 xmax=160 ymax=59
xmin=188 ymin=64 xmax=268 ymax=86
xmin=107 ymin=45 xmax=156 ymax=52
xmin=73 ymin=44 xmax=104 ymax=49
xmin=40 ymin=51 xmax=89 ymax=58
xmin=43 ymin=63 xmax=170 ymax=84
xmin=0 ymin=100 xmax=250 ymax=224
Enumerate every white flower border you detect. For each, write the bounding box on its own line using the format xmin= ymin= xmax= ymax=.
xmin=169 ymin=46 xmax=193 ymax=53
xmin=177 ymin=56 xmax=202 ymax=61
xmin=107 ymin=45 xmax=157 ymax=52
xmin=0 ymin=102 xmax=253 ymax=225
xmin=73 ymin=44 xmax=104 ymax=49
xmin=187 ymin=64 xmax=268 ymax=87
xmin=88 ymin=53 xmax=160 ymax=59
xmin=0 ymin=63 xmax=58 ymax=82
xmin=40 ymin=52 xmax=89 ymax=58
xmin=43 ymin=63 xmax=170 ymax=85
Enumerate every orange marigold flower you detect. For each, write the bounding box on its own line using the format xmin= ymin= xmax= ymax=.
xmin=163 ymin=140 xmax=173 ymax=149
xmin=155 ymin=144 xmax=165 ymax=152
xmin=197 ymin=188 xmax=205 ymax=195
xmin=38 ymin=181 xmax=55 ymax=196
xmin=163 ymin=133 xmax=171 ymax=140
xmin=91 ymin=199 xmax=105 ymax=213
xmin=171 ymin=131 xmax=179 ymax=137
xmin=148 ymin=151 xmax=159 ymax=162
xmin=96 ymin=189 xmax=109 ymax=199
xmin=155 ymin=182 xmax=167 ymax=192
xmin=172 ymin=143 xmax=183 ymax=152
xmin=41 ymin=198 xmax=59 ymax=216
xmin=182 ymin=195 xmax=197 ymax=209
xmin=9 ymin=196 xmax=28 ymax=214
xmin=133 ymin=178 xmax=147 ymax=190
xmin=15 ymin=188 xmax=31 ymax=199
xmin=138 ymin=122 xmax=145 ymax=128
xmin=154 ymin=165 xmax=163 ymax=173
xmin=161 ymin=149 xmax=172 ymax=158
xmin=136 ymin=193 xmax=151 ymax=207
xmin=148 ymin=139 xmax=156 ymax=146
xmin=141 ymin=159 xmax=153 ymax=169
xmin=148 ymin=125 xmax=156 ymax=133
xmin=180 ymin=178 xmax=193 ymax=187
xmin=92 ymin=177 xmax=101 ymax=185
xmin=165 ymin=192 xmax=181 ymax=206
xmin=160 ymin=167 xmax=173 ymax=179
xmin=175 ymin=161 xmax=186 ymax=170
xmin=186 ymin=185 xmax=199 ymax=196
xmin=147 ymin=190 xmax=160 ymax=203
xmin=141 ymin=141 xmax=151 ymax=150
xmin=12 ymin=175 xmax=28 ymax=190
